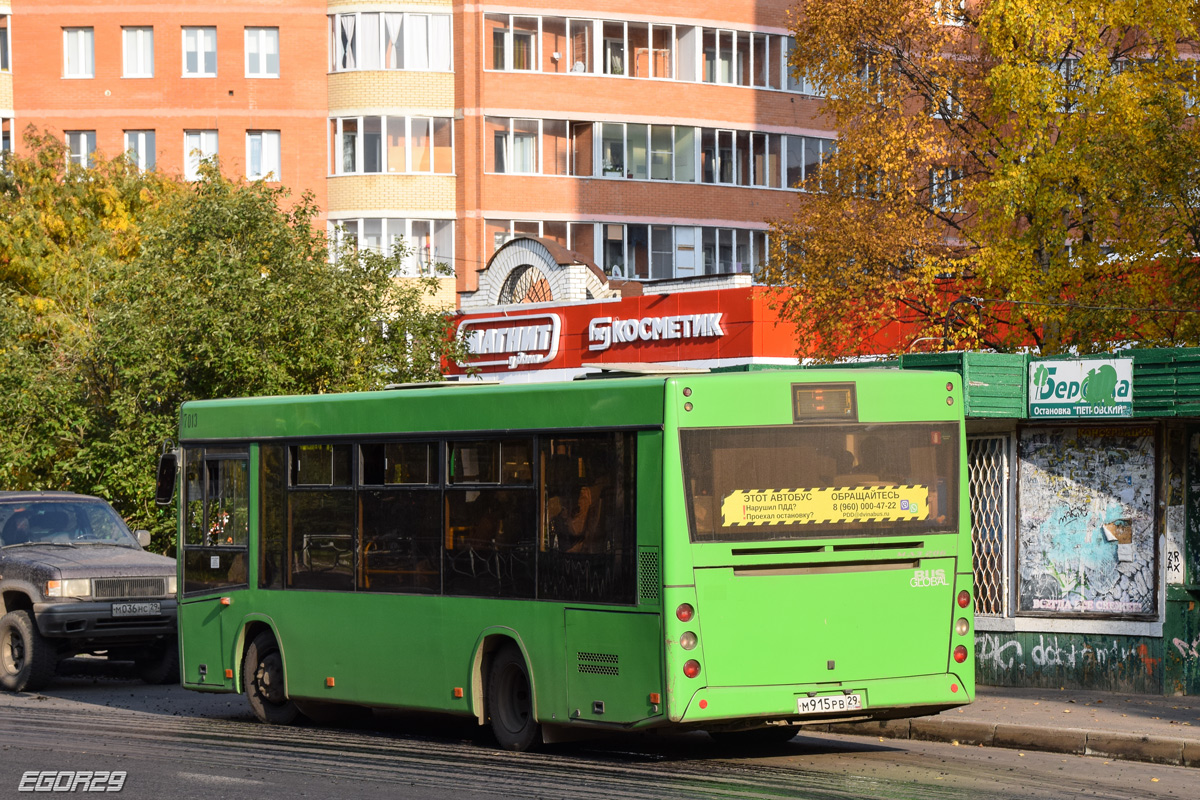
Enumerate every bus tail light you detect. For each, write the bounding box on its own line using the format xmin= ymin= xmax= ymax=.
xmin=955 ymin=618 xmax=969 ymax=636
xmin=679 ymin=632 xmax=698 ymax=650
xmin=676 ymin=603 xmax=695 ymax=622
xmin=953 ymin=645 xmax=968 ymax=664
xmin=683 ymin=660 xmax=702 ymax=678
xmin=957 ymin=590 xmax=971 ymax=609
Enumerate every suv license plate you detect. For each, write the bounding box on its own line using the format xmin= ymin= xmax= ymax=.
xmin=797 ymin=693 xmax=863 ymax=715
xmin=111 ymin=602 xmax=161 ymax=618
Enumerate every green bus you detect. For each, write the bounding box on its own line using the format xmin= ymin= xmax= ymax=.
xmin=163 ymin=370 xmax=974 ymax=750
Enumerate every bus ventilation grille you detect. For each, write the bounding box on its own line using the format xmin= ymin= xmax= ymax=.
xmin=638 ymin=549 xmax=660 ymax=603
xmin=577 ymin=652 xmax=620 ymax=676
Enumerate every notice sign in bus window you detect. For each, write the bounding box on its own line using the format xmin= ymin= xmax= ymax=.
xmin=721 ymin=486 xmax=931 ymax=526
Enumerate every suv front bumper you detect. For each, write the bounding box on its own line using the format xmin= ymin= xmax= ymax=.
xmin=33 ymin=599 xmax=178 ymax=644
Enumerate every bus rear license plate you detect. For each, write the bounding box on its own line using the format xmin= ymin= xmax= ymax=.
xmin=797 ymin=694 xmax=863 ymax=715
xmin=112 ymin=602 xmax=161 ymax=617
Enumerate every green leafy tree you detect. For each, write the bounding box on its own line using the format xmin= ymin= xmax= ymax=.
xmin=0 ymin=131 xmax=180 ymax=488
xmin=765 ymin=0 xmax=1200 ymax=358
xmin=1 ymin=137 xmax=466 ymax=550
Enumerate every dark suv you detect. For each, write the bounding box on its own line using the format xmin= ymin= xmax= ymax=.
xmin=0 ymin=492 xmax=178 ymax=692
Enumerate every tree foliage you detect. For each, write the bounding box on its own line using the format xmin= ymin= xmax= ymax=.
xmin=766 ymin=0 xmax=1200 ymax=358
xmin=0 ymin=133 xmax=465 ymax=550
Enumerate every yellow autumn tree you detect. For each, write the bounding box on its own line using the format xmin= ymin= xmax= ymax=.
xmin=764 ymin=0 xmax=1200 ymax=358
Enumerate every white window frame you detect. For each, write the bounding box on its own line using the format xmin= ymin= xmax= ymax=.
xmin=184 ymin=129 xmax=218 ymax=180
xmin=65 ymin=130 xmax=95 ymax=167
xmin=122 ymin=27 xmax=154 ymax=78
xmin=245 ymin=27 xmax=279 ymax=78
xmin=487 ymin=14 xmax=539 ymax=72
xmin=124 ymin=130 xmax=155 ymax=171
xmin=246 ymin=130 xmax=281 ymax=180
xmin=1 ymin=14 xmax=12 ymax=73
xmin=63 ymin=27 xmax=94 ymax=79
xmin=182 ymin=27 xmax=217 ymax=77
xmin=931 ymin=166 xmax=964 ymax=212
xmin=331 ymin=217 xmax=454 ymax=277
xmin=329 ymin=115 xmax=452 ymax=175
xmin=490 ymin=118 xmax=541 ymax=174
xmin=933 ymin=0 xmax=968 ymax=26
xmin=330 ymin=12 xmax=452 ymax=72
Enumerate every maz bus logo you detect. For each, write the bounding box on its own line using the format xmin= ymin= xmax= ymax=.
xmin=460 ymin=314 xmax=561 ymax=369
xmin=910 ymin=568 xmax=949 ymax=588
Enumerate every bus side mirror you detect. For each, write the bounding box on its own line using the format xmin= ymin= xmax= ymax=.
xmin=155 ymin=451 xmax=178 ymax=507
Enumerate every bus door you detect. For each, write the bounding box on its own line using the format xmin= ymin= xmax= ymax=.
xmin=564 ymin=609 xmax=663 ymax=723
xmin=178 ymin=445 xmax=251 ymax=690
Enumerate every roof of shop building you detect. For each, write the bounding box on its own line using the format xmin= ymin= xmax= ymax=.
xmin=815 ymin=348 xmax=1200 ymax=419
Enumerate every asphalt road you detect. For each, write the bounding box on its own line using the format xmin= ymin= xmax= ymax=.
xmin=0 ymin=663 xmax=1194 ymax=800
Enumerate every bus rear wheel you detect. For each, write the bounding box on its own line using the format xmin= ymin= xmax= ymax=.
xmin=486 ymin=644 xmax=540 ymax=752
xmin=244 ymin=631 xmax=299 ymax=725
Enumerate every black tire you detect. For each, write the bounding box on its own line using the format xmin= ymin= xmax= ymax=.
xmin=136 ymin=636 xmax=180 ymax=685
xmin=708 ymin=725 xmax=797 ymax=749
xmin=486 ymin=644 xmax=540 ymax=752
xmin=0 ymin=610 xmax=58 ymax=693
xmin=243 ymin=631 xmax=299 ymax=725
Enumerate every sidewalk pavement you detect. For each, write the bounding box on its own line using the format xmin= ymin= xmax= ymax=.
xmin=813 ymin=685 xmax=1200 ymax=768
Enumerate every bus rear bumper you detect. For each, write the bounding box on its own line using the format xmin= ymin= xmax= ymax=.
xmin=671 ymin=672 xmax=972 ymax=726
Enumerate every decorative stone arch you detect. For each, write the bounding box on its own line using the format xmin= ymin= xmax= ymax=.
xmin=462 ymin=237 xmax=619 ymax=309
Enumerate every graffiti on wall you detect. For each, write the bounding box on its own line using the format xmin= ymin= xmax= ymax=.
xmin=1017 ymin=426 xmax=1156 ymax=616
xmin=976 ymin=632 xmax=1163 ymax=693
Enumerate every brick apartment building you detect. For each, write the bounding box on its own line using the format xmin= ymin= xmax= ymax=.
xmin=0 ymin=1 xmax=832 ymax=306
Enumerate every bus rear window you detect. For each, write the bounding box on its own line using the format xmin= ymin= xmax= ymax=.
xmin=681 ymin=423 xmax=959 ymax=542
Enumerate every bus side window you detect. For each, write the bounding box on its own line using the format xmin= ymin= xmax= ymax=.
xmin=444 ymin=438 xmax=536 ymax=599
xmin=538 ymin=433 xmax=637 ymax=604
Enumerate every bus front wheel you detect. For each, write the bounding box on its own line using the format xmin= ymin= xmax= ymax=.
xmin=244 ymin=631 xmax=299 ymax=725
xmin=486 ymin=644 xmax=540 ymax=752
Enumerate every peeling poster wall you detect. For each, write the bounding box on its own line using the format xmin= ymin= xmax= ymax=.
xmin=1017 ymin=426 xmax=1157 ymax=616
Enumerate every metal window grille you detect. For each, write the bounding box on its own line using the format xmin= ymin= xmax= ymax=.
xmin=967 ymin=435 xmax=1010 ymax=616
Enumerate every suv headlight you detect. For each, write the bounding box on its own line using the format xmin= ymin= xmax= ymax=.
xmin=46 ymin=579 xmax=92 ymax=598
xmin=167 ymin=576 xmax=177 ymax=595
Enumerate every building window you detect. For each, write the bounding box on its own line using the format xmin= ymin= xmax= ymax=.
xmin=1 ymin=118 xmax=12 ymax=156
xmin=183 ymin=27 xmax=217 ymax=77
xmin=124 ymin=130 xmax=155 ymax=171
xmin=328 ymin=116 xmax=452 ymax=175
xmin=486 ymin=117 xmax=539 ymax=174
xmin=63 ymin=28 xmax=94 ymax=78
xmin=486 ymin=220 xmax=765 ymax=281
xmin=245 ymin=27 xmax=279 ymax=77
xmin=184 ymin=130 xmax=218 ymax=180
xmin=122 ymin=27 xmax=154 ymax=78
xmin=246 ymin=130 xmax=280 ymax=180
xmin=329 ymin=12 xmax=451 ymax=72
xmin=330 ymin=217 xmax=454 ymax=276
xmin=65 ymin=131 xmax=96 ymax=168
xmin=933 ymin=0 xmax=968 ymax=26
xmin=1 ymin=15 xmax=10 ymax=72
xmin=484 ymin=14 xmax=538 ymax=71
xmin=930 ymin=166 xmax=964 ymax=212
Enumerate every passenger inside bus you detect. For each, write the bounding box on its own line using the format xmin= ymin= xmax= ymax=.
xmin=550 ymin=483 xmax=604 ymax=553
